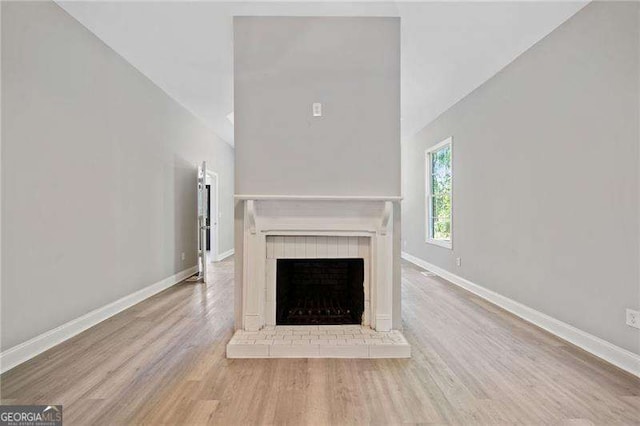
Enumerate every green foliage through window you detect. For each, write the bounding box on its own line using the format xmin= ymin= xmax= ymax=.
xmin=428 ymin=143 xmax=451 ymax=242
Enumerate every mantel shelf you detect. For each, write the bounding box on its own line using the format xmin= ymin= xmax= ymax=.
xmin=234 ymin=194 xmax=403 ymax=201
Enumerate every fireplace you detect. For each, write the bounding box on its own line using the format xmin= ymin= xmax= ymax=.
xmin=227 ymin=198 xmax=409 ymax=359
xmin=276 ymin=258 xmax=364 ymax=325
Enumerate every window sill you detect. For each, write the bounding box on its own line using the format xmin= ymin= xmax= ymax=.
xmin=426 ymin=239 xmax=452 ymax=250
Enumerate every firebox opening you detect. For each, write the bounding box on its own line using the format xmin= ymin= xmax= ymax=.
xmin=276 ymin=258 xmax=364 ymax=325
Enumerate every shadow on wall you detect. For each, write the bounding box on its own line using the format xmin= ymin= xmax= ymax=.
xmin=174 ymin=155 xmax=198 ymax=273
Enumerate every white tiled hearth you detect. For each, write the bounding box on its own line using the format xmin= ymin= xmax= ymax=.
xmin=227 ymin=325 xmax=410 ymax=358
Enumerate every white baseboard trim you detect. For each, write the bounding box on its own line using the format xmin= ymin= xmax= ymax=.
xmin=0 ymin=265 xmax=198 ymax=374
xmin=401 ymin=251 xmax=640 ymax=378
xmin=216 ymin=248 xmax=234 ymax=261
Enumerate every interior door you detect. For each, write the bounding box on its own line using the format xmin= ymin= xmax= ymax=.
xmin=206 ymin=185 xmax=211 ymax=251
xmin=198 ymin=161 xmax=209 ymax=282
xmin=208 ymin=173 xmax=218 ymax=260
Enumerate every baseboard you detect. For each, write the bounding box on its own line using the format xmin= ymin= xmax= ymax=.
xmin=216 ymin=248 xmax=234 ymax=261
xmin=0 ymin=265 xmax=198 ymax=374
xmin=401 ymin=252 xmax=640 ymax=378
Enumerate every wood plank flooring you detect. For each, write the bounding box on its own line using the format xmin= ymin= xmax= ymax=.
xmin=1 ymin=258 xmax=639 ymax=425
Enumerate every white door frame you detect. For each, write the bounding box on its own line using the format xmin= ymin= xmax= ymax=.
xmin=198 ymin=161 xmax=208 ymax=282
xmin=206 ymin=170 xmax=220 ymax=261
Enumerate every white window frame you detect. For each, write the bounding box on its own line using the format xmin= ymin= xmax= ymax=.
xmin=425 ymin=137 xmax=453 ymax=249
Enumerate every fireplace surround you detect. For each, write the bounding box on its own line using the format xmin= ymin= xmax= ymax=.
xmin=227 ymin=197 xmax=410 ymax=358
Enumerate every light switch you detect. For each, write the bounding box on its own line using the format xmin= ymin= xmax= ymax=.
xmin=312 ymin=102 xmax=322 ymax=117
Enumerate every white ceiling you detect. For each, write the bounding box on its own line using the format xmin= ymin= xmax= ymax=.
xmin=58 ymin=1 xmax=587 ymax=146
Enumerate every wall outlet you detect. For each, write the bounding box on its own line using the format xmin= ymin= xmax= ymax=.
xmin=403 ymin=239 xmax=407 ymax=248
xmin=626 ymin=309 xmax=640 ymax=329
xmin=312 ymin=102 xmax=322 ymax=117
xmin=456 ymin=257 xmax=462 ymax=267
xmin=181 ymin=252 xmax=186 ymax=261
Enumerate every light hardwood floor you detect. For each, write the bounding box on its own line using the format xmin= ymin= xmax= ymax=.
xmin=1 ymin=258 xmax=639 ymax=425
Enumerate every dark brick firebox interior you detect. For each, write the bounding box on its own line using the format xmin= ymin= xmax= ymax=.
xmin=276 ymin=258 xmax=365 ymax=325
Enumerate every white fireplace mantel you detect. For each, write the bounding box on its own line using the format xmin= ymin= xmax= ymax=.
xmin=239 ymin=197 xmax=398 ymax=333
xmin=235 ymin=194 xmax=403 ymax=201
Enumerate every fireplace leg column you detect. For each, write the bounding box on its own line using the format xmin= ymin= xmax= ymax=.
xmin=243 ymin=200 xmax=265 ymax=331
xmin=374 ymin=202 xmax=394 ymax=331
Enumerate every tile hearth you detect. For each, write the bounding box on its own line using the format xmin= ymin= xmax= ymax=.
xmin=226 ymin=325 xmax=410 ymax=358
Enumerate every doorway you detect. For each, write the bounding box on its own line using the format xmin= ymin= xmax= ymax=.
xmin=205 ymin=171 xmax=219 ymax=263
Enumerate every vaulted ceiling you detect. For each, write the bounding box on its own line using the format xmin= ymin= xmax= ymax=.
xmin=58 ymin=1 xmax=587 ymax=146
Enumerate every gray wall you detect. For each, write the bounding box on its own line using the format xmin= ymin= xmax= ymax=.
xmin=234 ymin=16 xmax=400 ymax=197
xmin=402 ymin=2 xmax=640 ymax=354
xmin=1 ymin=1 xmax=234 ymax=350
xmin=233 ymin=17 xmax=402 ymax=328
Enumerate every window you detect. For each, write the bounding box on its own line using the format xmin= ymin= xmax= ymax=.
xmin=425 ymin=137 xmax=452 ymax=248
